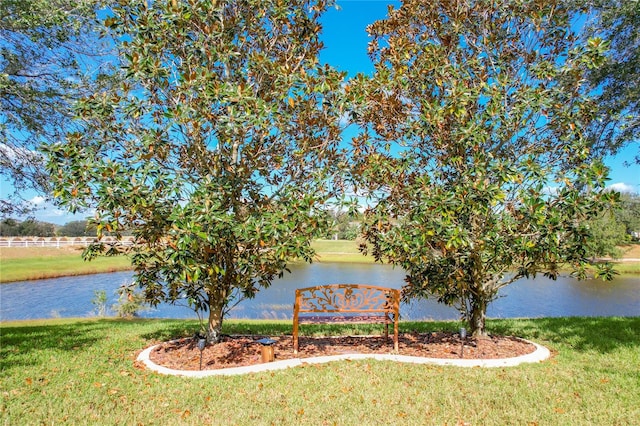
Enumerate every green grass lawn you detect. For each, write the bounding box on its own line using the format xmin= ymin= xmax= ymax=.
xmin=0 ymin=241 xmax=376 ymax=283
xmin=0 ymin=252 xmax=132 ymax=283
xmin=612 ymin=262 xmax=640 ymax=275
xmin=310 ymin=239 xmax=375 ymax=263
xmin=1 ymin=317 xmax=638 ymax=425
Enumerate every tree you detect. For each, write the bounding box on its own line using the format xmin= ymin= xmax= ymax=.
xmin=614 ymin=192 xmax=640 ymax=238
xmin=571 ymin=0 xmax=639 ymax=161
xmin=584 ymin=191 xmax=640 ymax=257
xmin=324 ymin=209 xmax=361 ymax=240
xmin=47 ymin=0 xmax=346 ymax=342
xmin=350 ymin=0 xmax=617 ymax=336
xmin=0 ymin=217 xmax=19 ymax=236
xmin=585 ymin=211 xmax=626 ymax=258
xmin=0 ymin=0 xmax=112 ymax=215
xmin=19 ymin=218 xmax=56 ymax=236
xmin=0 ymin=217 xmax=55 ymax=236
xmin=58 ymin=220 xmax=96 ymax=237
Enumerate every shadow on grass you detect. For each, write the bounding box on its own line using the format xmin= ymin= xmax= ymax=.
xmin=2 ymin=317 xmax=636 ymax=373
xmin=139 ymin=320 xmax=199 ymax=342
xmin=0 ymin=318 xmax=192 ymax=371
xmin=487 ymin=316 xmax=640 ymax=353
xmin=0 ymin=319 xmax=118 ymax=371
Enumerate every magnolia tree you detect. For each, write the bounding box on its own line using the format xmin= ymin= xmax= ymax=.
xmin=349 ymin=0 xmax=618 ymax=336
xmin=1 ymin=0 xmax=112 ymax=215
xmin=572 ymin=0 xmax=640 ymax=160
xmin=47 ymin=0 xmax=346 ymax=342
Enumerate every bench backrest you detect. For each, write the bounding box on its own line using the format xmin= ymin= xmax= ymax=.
xmin=294 ymin=284 xmax=400 ymax=314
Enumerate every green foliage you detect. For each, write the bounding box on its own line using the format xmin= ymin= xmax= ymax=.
xmin=57 ymin=220 xmax=96 ymax=237
xmin=112 ymin=285 xmax=147 ymax=318
xmin=0 ymin=217 xmax=56 ymax=236
xmin=46 ymin=0 xmax=346 ymax=341
xmin=351 ymin=0 xmax=617 ymax=336
xmin=0 ymin=218 xmax=97 ymax=237
xmin=573 ymin=0 xmax=640 ymax=160
xmin=585 ymin=211 xmax=627 ymax=258
xmin=91 ymin=289 xmax=108 ymax=317
xmin=0 ymin=0 xmax=113 ymax=215
xmin=324 ymin=210 xmax=361 ymax=240
xmin=615 ymin=192 xmax=640 ymax=237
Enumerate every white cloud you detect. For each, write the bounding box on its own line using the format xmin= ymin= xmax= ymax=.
xmin=29 ymin=196 xmax=46 ymax=206
xmin=35 ymin=207 xmax=94 ymax=224
xmin=607 ymin=182 xmax=636 ymax=193
xmin=12 ymin=197 xmax=93 ymax=225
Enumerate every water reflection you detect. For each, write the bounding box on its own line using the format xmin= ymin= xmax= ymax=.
xmin=1 ymin=263 xmax=638 ymax=321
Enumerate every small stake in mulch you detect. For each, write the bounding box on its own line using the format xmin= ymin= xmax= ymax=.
xmin=197 ymin=337 xmax=207 ymax=370
xmin=459 ymin=328 xmax=467 ymax=358
xmin=257 ymin=338 xmax=277 ymax=363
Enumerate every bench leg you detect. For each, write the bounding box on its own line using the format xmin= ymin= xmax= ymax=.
xmin=394 ymin=319 xmax=399 ymax=352
xmin=293 ymin=316 xmax=299 ymax=354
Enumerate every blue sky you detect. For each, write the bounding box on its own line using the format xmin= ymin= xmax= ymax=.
xmin=320 ymin=0 xmax=401 ymax=77
xmin=4 ymin=0 xmax=638 ymax=224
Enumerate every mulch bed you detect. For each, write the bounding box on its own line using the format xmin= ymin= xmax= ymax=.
xmin=148 ymin=332 xmax=536 ymax=371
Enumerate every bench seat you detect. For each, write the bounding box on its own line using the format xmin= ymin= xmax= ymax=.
xmin=293 ymin=284 xmax=400 ymax=354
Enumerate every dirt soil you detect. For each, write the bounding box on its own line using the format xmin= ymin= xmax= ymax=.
xmin=148 ymin=332 xmax=536 ymax=371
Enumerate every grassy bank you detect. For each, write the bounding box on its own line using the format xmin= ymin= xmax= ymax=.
xmin=2 ymin=240 xmax=639 ymax=283
xmin=1 ymin=317 xmax=638 ymax=425
xmin=614 ymin=262 xmax=640 ymax=274
xmin=0 ymin=247 xmax=132 ymax=283
xmin=310 ymin=239 xmax=375 ymax=263
xmin=310 ymin=240 xmax=640 ymax=274
xmin=0 ymin=241 xmax=374 ymax=283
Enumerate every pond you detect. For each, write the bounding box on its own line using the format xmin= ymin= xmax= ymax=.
xmin=1 ymin=263 xmax=639 ymax=322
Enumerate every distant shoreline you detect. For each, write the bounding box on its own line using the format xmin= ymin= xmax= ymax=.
xmin=2 ymin=242 xmax=639 ymax=283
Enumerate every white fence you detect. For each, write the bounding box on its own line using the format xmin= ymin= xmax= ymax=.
xmin=0 ymin=237 xmax=134 ymax=248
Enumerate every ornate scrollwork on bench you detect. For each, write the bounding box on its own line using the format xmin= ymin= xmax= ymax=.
xmin=293 ymin=284 xmax=400 ymax=354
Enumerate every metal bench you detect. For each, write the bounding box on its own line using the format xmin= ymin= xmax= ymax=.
xmin=292 ymin=284 xmax=400 ymax=354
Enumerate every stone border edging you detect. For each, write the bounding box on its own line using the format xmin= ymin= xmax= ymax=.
xmin=136 ymin=338 xmax=550 ymax=377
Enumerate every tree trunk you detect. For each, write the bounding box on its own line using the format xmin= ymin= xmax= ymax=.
xmin=207 ymin=297 xmax=225 ymax=343
xmin=469 ymin=295 xmax=487 ymax=337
